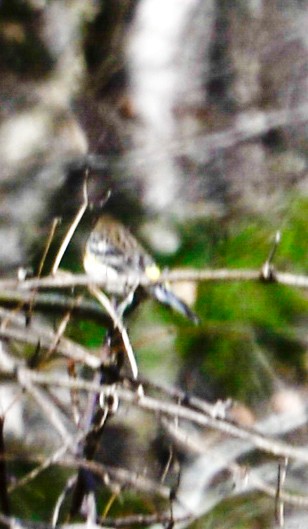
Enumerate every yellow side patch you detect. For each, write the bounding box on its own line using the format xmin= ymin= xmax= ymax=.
xmin=145 ymin=263 xmax=161 ymax=281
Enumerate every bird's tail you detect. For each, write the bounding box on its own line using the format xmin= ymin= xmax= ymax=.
xmin=149 ymin=284 xmax=199 ymax=324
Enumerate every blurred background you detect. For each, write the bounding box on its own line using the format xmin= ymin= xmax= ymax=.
xmin=1 ymin=0 xmax=308 ymax=527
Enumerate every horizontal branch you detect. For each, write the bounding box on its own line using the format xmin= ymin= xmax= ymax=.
xmin=14 ymin=369 xmax=308 ymax=465
xmin=98 ymin=512 xmax=191 ymax=528
xmin=111 ymin=387 xmax=308 ymax=464
xmin=0 ymin=510 xmax=191 ymax=529
xmin=0 ymin=325 xmax=101 ymax=370
xmin=0 ymin=290 xmax=110 ymax=325
xmin=165 ymin=268 xmax=308 ymax=288
xmin=0 ymin=266 xmax=307 ymax=294
xmin=61 ymin=456 xmax=170 ymax=499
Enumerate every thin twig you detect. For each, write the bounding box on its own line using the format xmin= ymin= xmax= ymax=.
xmin=44 ymin=295 xmax=83 ymax=362
xmin=275 ymin=458 xmax=288 ymax=527
xmin=0 ymin=291 xmax=110 ymax=325
xmin=0 ymin=511 xmax=191 ymax=529
xmin=18 ymin=375 xmax=74 ymax=445
xmin=39 ymin=218 xmax=61 ymax=278
xmin=59 ymin=456 xmax=171 ymax=499
xmin=0 ymin=325 xmax=101 ymax=369
xmin=262 ymin=231 xmax=281 ymax=281
xmin=8 ymin=440 xmax=79 ymax=493
xmin=12 ymin=370 xmax=308 ymax=465
xmin=52 ymin=476 xmax=77 ymax=528
xmin=67 ymin=359 xmax=81 ymax=426
xmin=51 ymin=176 xmax=89 ymax=275
xmin=2 ymin=219 xmax=62 ymax=329
xmin=101 ymin=492 xmax=119 ymax=520
xmin=98 ymin=511 xmax=192 ymax=528
xmin=0 ymin=416 xmax=10 ymax=515
xmin=89 ymin=285 xmax=138 ymax=379
xmin=160 ymin=445 xmax=174 ymax=484
xmin=163 ymin=419 xmax=308 ymax=509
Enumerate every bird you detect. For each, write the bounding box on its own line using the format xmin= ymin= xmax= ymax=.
xmin=70 ymin=217 xmax=198 ymax=519
xmin=83 ymin=215 xmax=199 ymax=323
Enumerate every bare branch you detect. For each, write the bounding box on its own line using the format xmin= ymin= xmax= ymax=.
xmin=38 ymin=218 xmax=61 ymax=278
xmin=10 ymin=370 xmax=308 ymax=465
xmin=164 ymin=419 xmax=308 ymax=509
xmin=0 ymin=416 xmax=10 ymax=515
xmin=88 ymin=285 xmax=138 ymax=379
xmin=1 ymin=266 xmax=308 ymax=293
xmin=0 ymin=326 xmax=101 ymax=370
xmin=275 ymin=458 xmax=288 ymax=527
xmin=0 ymin=512 xmax=192 ymax=529
xmin=60 ymin=456 xmax=171 ymax=500
xmin=0 ymin=291 xmax=110 ymax=325
xmin=51 ymin=176 xmax=89 ymax=275
xmin=98 ymin=512 xmax=192 ymax=527
xmin=17 ymin=371 xmax=74 ymax=445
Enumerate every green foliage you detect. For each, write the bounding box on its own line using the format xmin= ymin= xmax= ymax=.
xmin=155 ymin=199 xmax=308 ymax=403
xmin=194 ymin=492 xmax=273 ymax=529
xmin=10 ymin=465 xmax=70 ymax=521
xmin=72 ymin=319 xmax=106 ymax=349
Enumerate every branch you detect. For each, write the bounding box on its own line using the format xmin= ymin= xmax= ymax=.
xmin=162 ymin=419 xmax=308 ymax=509
xmin=88 ymin=285 xmax=138 ymax=379
xmin=0 ymin=267 xmax=307 ymax=293
xmin=51 ymin=176 xmax=89 ymax=275
xmin=0 ymin=291 xmax=111 ymax=325
xmin=11 ymin=370 xmax=308 ymax=465
xmin=98 ymin=512 xmax=191 ymax=527
xmin=0 ymin=324 xmax=101 ymax=370
xmin=59 ymin=457 xmax=170 ymax=500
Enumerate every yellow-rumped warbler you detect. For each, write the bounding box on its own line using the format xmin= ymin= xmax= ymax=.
xmin=83 ymin=215 xmax=199 ymax=323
